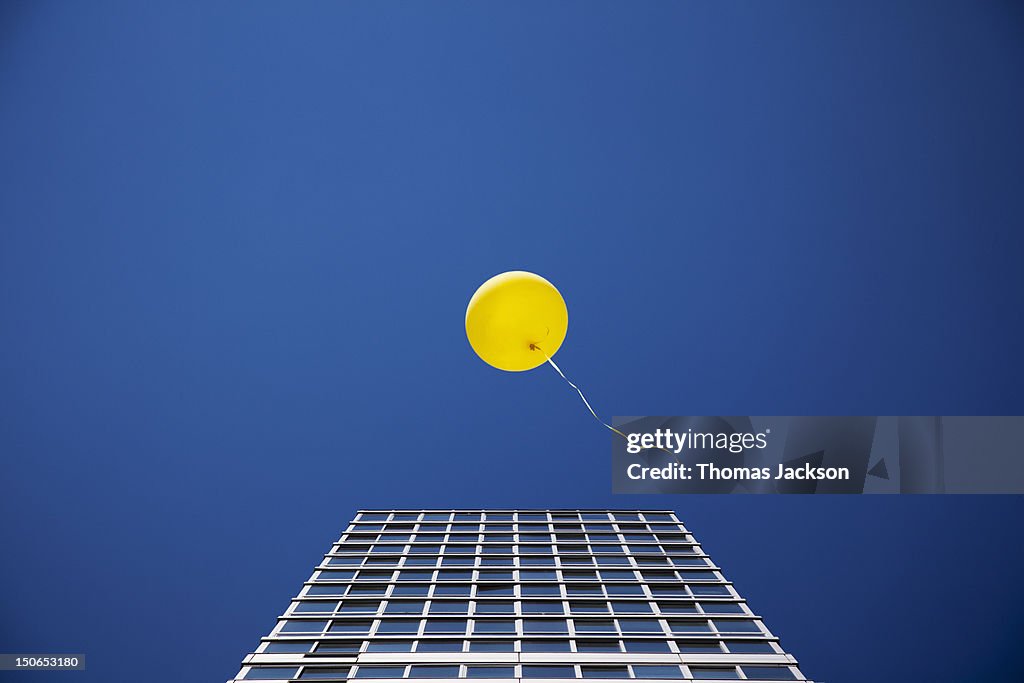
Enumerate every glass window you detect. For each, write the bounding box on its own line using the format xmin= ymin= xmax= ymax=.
xmin=476 ymin=601 xmax=515 ymax=614
xmin=612 ymin=601 xmax=653 ymax=613
xmin=355 ymin=666 xmax=407 ymax=678
xmin=668 ymin=620 xmax=712 ymax=634
xmin=366 ymin=640 xmax=414 ymax=652
xmin=570 ymin=601 xmax=609 ymax=614
xmin=433 ymin=584 xmax=472 ymax=597
xmin=566 ymin=584 xmax=604 ymax=597
xmin=375 ymin=619 xmax=420 ymax=634
xmin=657 ymin=602 xmax=698 ymax=614
xmin=328 ymin=557 xmax=362 ymax=566
xmin=523 ymin=666 xmax=575 ymax=679
xmin=482 ymin=545 xmax=514 ymax=554
xmin=467 ymin=666 xmax=515 ymax=678
xmin=358 ymin=514 xmax=388 ymax=522
xmin=740 ymin=667 xmax=796 ymax=681
xmin=385 ymin=601 xmax=425 ymax=614
xmin=643 ymin=514 xmax=674 ymax=522
xmin=415 ymin=534 xmax=445 ymax=543
xmin=478 ymin=570 xmax=515 ymax=581
xmin=678 ymin=571 xmax=718 ymax=581
xmin=317 ymin=570 xmax=356 ymax=581
xmin=328 ymin=620 xmax=371 ymax=634
xmin=405 ymin=557 xmax=440 ymax=567
xmin=409 ymin=665 xmax=460 ymax=678
xmin=391 ymin=585 xmax=430 ymax=597
xmin=468 ymin=641 xmax=515 ymax=652
xmin=724 ymin=640 xmax=774 ymax=654
xmin=264 ymin=641 xmax=314 ymax=653
xmin=436 ymin=570 xmax=473 ymax=581
xmin=713 ymin=620 xmax=761 ymax=633
xmin=392 ymin=513 xmax=419 ymax=521
xmin=520 ymin=583 xmax=561 ymax=596
xmin=521 ymin=640 xmax=571 ymax=652
xmin=441 ymin=556 xmax=475 ymax=567
xmin=622 ymin=639 xmax=671 ymax=653
xmin=348 ymin=585 xmax=388 ymax=596
xmin=339 ymin=601 xmax=381 ymax=613
xmin=245 ymin=667 xmax=300 ymax=680
xmin=649 ymin=585 xmax=688 ymax=598
xmin=429 ymin=601 xmax=468 ymax=614
xmin=485 ymin=513 xmax=514 ymax=521
xmin=700 ymin=602 xmax=744 ymax=614
xmin=618 ymin=619 xmax=664 ymax=634
xmin=606 ymin=584 xmax=645 ymax=597
xmin=449 ymin=534 xmax=479 ymax=542
xmin=294 ymin=601 xmax=338 ymax=613
xmin=581 ymin=666 xmax=629 ymax=679
xmin=522 ymin=601 xmax=564 ymax=615
xmin=591 ymin=544 xmax=624 ymax=554
xmin=687 ymin=668 xmax=739 ymax=680
xmin=690 ymin=585 xmax=730 ymax=597
xmin=356 ymin=571 xmax=394 ymax=582
xmin=675 ymin=641 xmax=722 ymax=654
xmin=479 ymin=556 xmax=515 ymax=567
xmin=306 ymin=585 xmax=348 ymax=597
xmin=476 ymin=584 xmax=515 ymax=597
xmin=423 ymin=619 xmax=467 ymax=634
xmin=280 ymin=620 xmax=328 ymax=633
xmin=415 ymin=640 xmax=463 ymax=652
xmin=631 ymin=666 xmax=682 ymax=679
xmin=518 ymin=513 xmax=548 ymax=521
xmin=562 ymin=570 xmax=599 ymax=581
xmin=523 ymin=618 xmax=568 ymax=634
xmin=444 ymin=544 xmax=476 ymax=554
xmin=600 ymin=571 xmax=636 ymax=581
xmin=473 ymin=619 xmax=517 ymax=634
xmin=371 ymin=545 xmax=404 ymax=554
xmin=574 ymin=619 xmax=616 ymax=633
xmin=423 ymin=514 xmax=451 ymax=521
xmin=635 ymin=557 xmax=671 ymax=567
xmin=410 ymin=545 xmax=442 ymax=554
xmin=316 ymin=641 xmax=362 ymax=653
xmin=575 ymin=640 xmax=621 ymax=652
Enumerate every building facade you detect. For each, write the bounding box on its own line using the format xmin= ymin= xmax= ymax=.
xmin=231 ymin=510 xmax=809 ymax=682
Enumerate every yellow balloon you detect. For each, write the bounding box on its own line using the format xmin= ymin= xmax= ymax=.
xmin=466 ymin=271 xmax=568 ymax=372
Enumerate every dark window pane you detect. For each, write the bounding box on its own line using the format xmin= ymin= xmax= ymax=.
xmin=523 ymin=666 xmax=575 ymax=678
xmin=741 ymin=667 xmax=796 ymax=681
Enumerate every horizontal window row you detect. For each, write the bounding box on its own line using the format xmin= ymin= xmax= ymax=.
xmin=326 ymin=558 xmax=700 ymax=571
xmin=333 ymin=546 xmax=689 ymax=558
xmin=316 ymin=570 xmax=720 ymax=584
xmin=308 ymin=583 xmax=732 ymax=600
xmin=245 ymin=663 xmax=796 ymax=681
xmin=261 ymin=637 xmax=778 ymax=655
xmin=355 ymin=513 xmax=679 ymax=523
xmin=326 ymin=556 xmax=704 ymax=570
xmin=291 ymin=600 xmax=747 ymax=616
xmin=340 ymin=540 xmax=690 ymax=550
xmin=277 ymin=618 xmax=764 ymax=637
xmin=344 ymin=529 xmax=687 ymax=540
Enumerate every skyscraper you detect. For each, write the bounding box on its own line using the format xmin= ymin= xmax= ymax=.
xmin=230 ymin=510 xmax=809 ymax=682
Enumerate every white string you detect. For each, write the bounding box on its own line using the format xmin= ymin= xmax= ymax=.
xmin=530 ymin=343 xmax=630 ymax=440
xmin=530 ymin=344 xmax=677 ymax=460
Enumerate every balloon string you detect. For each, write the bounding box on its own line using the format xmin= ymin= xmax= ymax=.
xmin=530 ymin=344 xmax=676 ymax=457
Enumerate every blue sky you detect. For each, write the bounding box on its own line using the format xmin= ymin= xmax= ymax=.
xmin=2 ymin=2 xmax=1023 ymax=682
